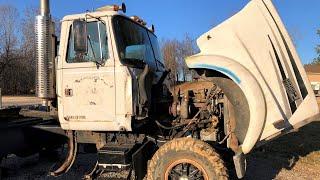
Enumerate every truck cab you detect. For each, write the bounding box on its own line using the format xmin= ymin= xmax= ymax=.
xmin=32 ymin=0 xmax=319 ymax=179
xmin=56 ymin=7 xmax=165 ymax=132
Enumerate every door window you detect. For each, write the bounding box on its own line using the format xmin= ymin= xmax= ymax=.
xmin=67 ymin=21 xmax=109 ymax=63
xmin=113 ymin=16 xmax=159 ymax=70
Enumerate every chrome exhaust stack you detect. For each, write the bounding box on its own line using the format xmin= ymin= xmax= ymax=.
xmin=40 ymin=0 xmax=50 ymax=16
xmin=35 ymin=0 xmax=56 ymax=103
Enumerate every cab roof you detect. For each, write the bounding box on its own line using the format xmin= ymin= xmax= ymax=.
xmin=61 ymin=9 xmax=121 ymax=22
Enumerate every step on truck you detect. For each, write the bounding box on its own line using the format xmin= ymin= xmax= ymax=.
xmin=1 ymin=0 xmax=319 ymax=179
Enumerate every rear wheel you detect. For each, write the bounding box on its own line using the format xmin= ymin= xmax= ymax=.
xmin=147 ymin=138 xmax=228 ymax=180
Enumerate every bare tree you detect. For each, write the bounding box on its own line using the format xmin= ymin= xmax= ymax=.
xmin=161 ymin=39 xmax=180 ymax=83
xmin=21 ymin=6 xmax=38 ymax=54
xmin=0 ymin=5 xmax=40 ymax=94
xmin=53 ymin=17 xmax=61 ymax=38
xmin=161 ymin=35 xmax=198 ymax=83
xmin=0 ymin=3 xmax=62 ymax=95
xmin=0 ymin=5 xmax=20 ymax=93
xmin=313 ymin=29 xmax=320 ymax=64
xmin=179 ymin=34 xmax=198 ymax=81
xmin=19 ymin=6 xmax=39 ymax=94
xmin=0 ymin=5 xmax=19 ymax=73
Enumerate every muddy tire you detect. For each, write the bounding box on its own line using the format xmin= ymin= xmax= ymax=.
xmin=147 ymin=137 xmax=228 ymax=180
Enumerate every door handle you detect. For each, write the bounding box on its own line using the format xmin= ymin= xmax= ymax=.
xmin=65 ymin=88 xmax=73 ymax=97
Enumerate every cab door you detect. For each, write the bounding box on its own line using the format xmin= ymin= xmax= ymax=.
xmin=58 ymin=19 xmax=116 ymax=131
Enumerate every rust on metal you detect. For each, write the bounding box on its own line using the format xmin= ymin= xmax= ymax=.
xmin=172 ymin=81 xmax=215 ymax=95
xmin=50 ymin=131 xmax=77 ymax=176
xmin=164 ymin=159 xmax=209 ymax=180
xmin=225 ymin=97 xmax=240 ymax=152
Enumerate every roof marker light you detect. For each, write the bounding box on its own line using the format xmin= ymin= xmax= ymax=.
xmin=130 ymin=16 xmax=147 ymax=26
xmin=96 ymin=3 xmax=126 ymax=13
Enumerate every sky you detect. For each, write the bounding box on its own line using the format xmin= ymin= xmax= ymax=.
xmin=0 ymin=0 xmax=319 ymax=64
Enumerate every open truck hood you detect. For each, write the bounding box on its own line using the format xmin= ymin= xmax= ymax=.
xmin=187 ymin=0 xmax=319 ymax=154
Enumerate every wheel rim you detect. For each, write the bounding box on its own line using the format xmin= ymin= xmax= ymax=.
xmin=164 ymin=159 xmax=209 ymax=180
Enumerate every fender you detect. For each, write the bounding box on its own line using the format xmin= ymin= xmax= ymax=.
xmin=185 ymin=0 xmax=319 ymax=154
xmin=186 ymin=55 xmax=266 ymax=154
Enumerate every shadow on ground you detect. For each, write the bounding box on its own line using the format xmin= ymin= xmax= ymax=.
xmin=1 ymin=122 xmax=320 ymax=180
xmin=234 ymin=121 xmax=320 ymax=180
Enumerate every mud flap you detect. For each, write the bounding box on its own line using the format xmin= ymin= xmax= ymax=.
xmin=233 ymin=152 xmax=246 ymax=179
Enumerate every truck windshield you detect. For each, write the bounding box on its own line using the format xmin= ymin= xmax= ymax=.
xmin=67 ymin=21 xmax=109 ymax=63
xmin=113 ymin=16 xmax=163 ymax=70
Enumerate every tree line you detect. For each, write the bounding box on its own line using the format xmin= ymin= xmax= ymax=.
xmin=161 ymin=35 xmax=198 ymax=83
xmin=0 ymin=5 xmax=38 ymax=95
xmin=0 ymin=3 xmax=318 ymax=95
xmin=0 ymin=3 xmax=198 ymax=95
xmin=313 ymin=29 xmax=320 ymax=64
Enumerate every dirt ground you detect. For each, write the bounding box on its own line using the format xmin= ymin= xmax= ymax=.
xmin=1 ymin=96 xmax=42 ymax=107
xmin=1 ymin=120 xmax=320 ymax=180
xmin=244 ymin=121 xmax=320 ymax=180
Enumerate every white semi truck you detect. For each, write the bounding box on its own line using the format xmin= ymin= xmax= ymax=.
xmin=1 ymin=0 xmax=319 ymax=179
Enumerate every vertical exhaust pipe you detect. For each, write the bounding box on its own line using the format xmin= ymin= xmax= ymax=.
xmin=40 ymin=0 xmax=50 ymax=16
xmin=35 ymin=0 xmax=56 ymax=102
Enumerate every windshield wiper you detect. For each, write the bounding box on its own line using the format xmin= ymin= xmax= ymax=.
xmin=87 ymin=35 xmax=97 ymax=59
xmin=87 ymin=35 xmax=104 ymax=68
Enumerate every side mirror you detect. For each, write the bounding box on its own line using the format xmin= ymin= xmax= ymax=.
xmin=123 ymin=45 xmax=146 ymax=68
xmin=73 ymin=20 xmax=87 ymax=53
xmin=125 ymin=45 xmax=146 ymax=61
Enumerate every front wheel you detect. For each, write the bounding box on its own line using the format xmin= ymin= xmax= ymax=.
xmin=147 ymin=138 xmax=228 ymax=180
